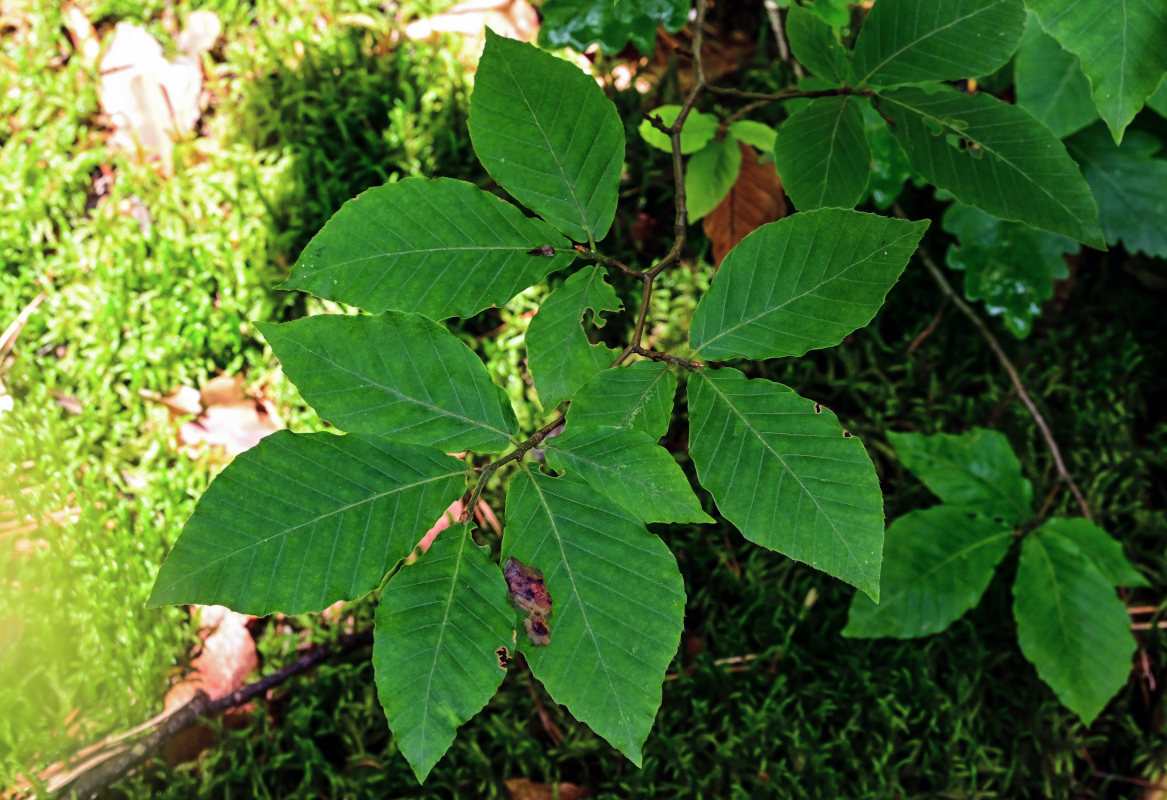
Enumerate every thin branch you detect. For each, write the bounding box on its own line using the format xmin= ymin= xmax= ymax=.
xmin=458 ymin=414 xmax=565 ymax=524
xmin=43 ymin=630 xmax=375 ymax=800
xmin=628 ymin=345 xmax=704 ymax=370
xmin=705 ymin=85 xmax=875 ymax=102
xmin=905 ymin=223 xmax=1092 ymax=520
xmin=574 ymin=246 xmax=643 ymax=279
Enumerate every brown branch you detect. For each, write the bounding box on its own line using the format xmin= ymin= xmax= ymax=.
xmin=574 ymin=246 xmax=643 ymax=279
xmin=43 ymin=630 xmax=374 ymax=800
xmin=628 ymin=345 xmax=703 ymax=370
xmin=905 ymin=223 xmax=1092 ymax=520
xmin=705 ymin=85 xmax=875 ymax=103
xmin=458 ymin=414 xmax=565 ymax=524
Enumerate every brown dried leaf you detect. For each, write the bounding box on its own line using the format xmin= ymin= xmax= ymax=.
xmin=174 ymin=375 xmax=283 ymax=459
xmin=162 ymin=605 xmax=258 ymax=764
xmin=702 ymin=142 xmax=786 ymax=268
xmin=402 ymin=0 xmax=538 ymax=69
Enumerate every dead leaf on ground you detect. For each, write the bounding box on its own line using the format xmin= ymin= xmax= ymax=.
xmin=98 ymin=12 xmax=221 ymax=174
xmin=505 ymin=777 xmax=592 ymax=800
xmin=162 ymin=604 xmax=258 ymax=764
xmin=703 ymin=142 xmax=786 ymax=268
xmin=142 ymin=373 xmax=283 ymax=460
xmin=402 ymin=0 xmax=538 ymax=68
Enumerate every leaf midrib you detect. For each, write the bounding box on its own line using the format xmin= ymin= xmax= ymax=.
xmin=858 ymin=2 xmax=1007 ymax=85
xmin=697 ymin=371 xmax=866 ymax=578
xmin=880 ymin=90 xmax=1088 ymax=236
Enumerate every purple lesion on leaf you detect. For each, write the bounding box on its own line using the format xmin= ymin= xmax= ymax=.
xmin=504 ymin=557 xmax=552 ymax=646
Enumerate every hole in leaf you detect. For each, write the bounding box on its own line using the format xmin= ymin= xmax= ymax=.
xmin=496 ymin=646 xmax=510 ymax=669
xmin=842 ymin=430 xmax=853 ymax=438
xmin=813 ymin=403 xmax=822 ymax=414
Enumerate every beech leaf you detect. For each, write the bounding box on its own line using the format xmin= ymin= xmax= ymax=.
xmin=702 ymin=142 xmax=786 ymax=267
xmin=502 ymin=468 xmax=685 ymax=764
xmin=688 ymin=367 xmax=884 ymax=600
xmin=279 ymin=178 xmax=575 ymax=320
xmin=469 ymin=31 xmax=624 ymax=244
xmin=844 ymin=507 xmax=1014 ymax=638
xmin=148 ymin=432 xmax=467 ymax=615
xmin=689 ymin=209 xmax=928 ymax=360
xmin=374 ymin=524 xmax=514 ymax=782
xmin=259 ymin=313 xmax=518 ymax=453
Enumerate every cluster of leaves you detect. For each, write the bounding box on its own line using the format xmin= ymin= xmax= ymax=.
xmin=149 ymin=23 xmax=929 ymax=779
xmin=844 ymin=429 xmax=1143 ymax=725
xmin=147 ymin=0 xmax=1158 ymax=783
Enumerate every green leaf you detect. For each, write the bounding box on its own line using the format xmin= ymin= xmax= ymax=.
xmin=727 ymin=120 xmax=778 ymax=153
xmin=889 ymin=428 xmax=1032 ymax=524
xmin=526 ymin=266 xmax=622 ymax=410
xmin=539 ymin=0 xmax=688 ymax=55
xmin=773 ymin=96 xmax=871 ymax=210
xmin=685 ymin=137 xmax=743 ymax=222
xmin=786 ymin=3 xmax=852 ymax=84
xmin=1067 ymin=126 xmax=1167 ymax=258
xmin=688 ymin=367 xmax=884 ymax=600
xmin=374 ymin=524 xmax=514 ymax=783
xmin=259 ymin=313 xmax=518 ymax=453
xmin=843 ymin=507 xmax=1014 ymax=638
xmin=1013 ymin=12 xmax=1097 ymax=138
xmin=796 ymin=0 xmax=853 ymax=30
xmin=1026 ymin=0 xmax=1167 ymax=143
xmin=1013 ymin=532 xmax=1135 ymax=724
xmin=1149 ymin=81 xmax=1167 ymax=119
xmin=148 ymin=432 xmax=466 ymax=615
xmin=639 ymin=106 xmax=720 ymax=155
xmin=942 ymin=202 xmax=1076 ymax=339
xmin=469 ymin=30 xmax=625 ymax=244
xmin=878 ymin=85 xmax=1105 ymax=247
xmin=688 ymin=209 xmax=928 ymax=360
xmin=277 ymin=178 xmax=575 ymax=320
xmin=852 ymin=0 xmax=1026 ymax=87
xmin=861 ymin=110 xmax=914 ymax=210
xmin=1039 ymin=518 xmax=1147 ymax=588
xmin=502 ymin=468 xmax=686 ymax=763
xmin=568 ymin=361 xmax=677 ymax=440
xmin=545 ymin=427 xmax=714 ymax=524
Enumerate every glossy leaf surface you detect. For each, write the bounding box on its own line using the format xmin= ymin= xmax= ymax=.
xmin=688 ymin=367 xmax=884 ymax=600
xmin=469 ymin=31 xmax=624 ymax=244
xmin=1014 ymin=532 xmax=1135 ymax=724
xmin=259 ymin=313 xmax=517 ymax=452
xmin=879 ymin=85 xmax=1105 ymax=247
xmin=1026 ymin=0 xmax=1167 ymax=143
xmin=942 ymin=202 xmax=1076 ymax=339
xmin=567 ymin=362 xmax=676 ymax=441
xmin=844 ymin=507 xmax=1013 ymax=638
xmin=539 ymin=0 xmax=688 ymax=55
xmin=689 ymin=209 xmax=927 ymax=360
xmin=889 ymin=428 xmax=1032 ymax=524
xmin=545 ymin=427 xmax=714 ymax=524
xmin=773 ymin=96 xmax=870 ymax=210
xmin=278 ymin=178 xmax=574 ymax=320
xmin=149 ymin=432 xmax=466 ymax=614
xmin=526 ymin=266 xmax=622 ymax=410
xmin=852 ymin=0 xmax=1025 ymax=87
xmin=502 ymin=468 xmax=686 ymax=763
xmin=374 ymin=524 xmax=514 ymax=782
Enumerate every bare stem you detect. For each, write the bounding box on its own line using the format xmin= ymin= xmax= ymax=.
xmin=904 ymin=220 xmax=1092 ymax=520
